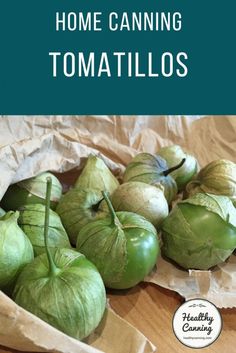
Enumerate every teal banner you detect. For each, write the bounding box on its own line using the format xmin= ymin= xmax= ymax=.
xmin=0 ymin=1 xmax=235 ymax=114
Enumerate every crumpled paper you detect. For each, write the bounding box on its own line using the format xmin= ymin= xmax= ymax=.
xmin=0 ymin=292 xmax=155 ymax=353
xmin=0 ymin=115 xmax=236 ymax=353
xmin=145 ymin=253 xmax=236 ymax=309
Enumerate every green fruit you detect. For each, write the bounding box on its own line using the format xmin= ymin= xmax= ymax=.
xmin=56 ymin=188 xmax=107 ymax=245
xmin=13 ymin=249 xmax=106 ymax=340
xmin=75 ymin=154 xmax=119 ymax=193
xmin=186 ymin=159 xmax=236 ymax=205
xmin=0 ymin=211 xmax=34 ymax=293
xmin=111 ymin=181 xmax=168 ymax=228
xmin=18 ymin=204 xmax=71 ymax=256
xmin=162 ymin=193 xmax=236 ymax=270
xmin=77 ymin=191 xmax=159 ymax=289
xmin=1 ymin=172 xmax=62 ymax=211
xmin=158 ymin=145 xmax=198 ymax=190
xmin=123 ymin=153 xmax=183 ymax=204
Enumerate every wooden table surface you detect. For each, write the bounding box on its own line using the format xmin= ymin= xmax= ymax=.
xmin=108 ymin=283 xmax=236 ymax=353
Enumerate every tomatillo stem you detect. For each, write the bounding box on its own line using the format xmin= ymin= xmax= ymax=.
xmin=162 ymin=158 xmax=186 ymax=177
xmin=44 ymin=177 xmax=60 ymax=276
xmin=102 ymin=191 xmax=122 ymax=228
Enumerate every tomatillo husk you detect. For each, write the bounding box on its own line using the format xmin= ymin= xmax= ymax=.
xmin=158 ymin=145 xmax=198 ymax=190
xmin=77 ymin=191 xmax=159 ymax=289
xmin=162 ymin=193 xmax=236 ymax=270
xmin=123 ymin=153 xmax=184 ymax=204
xmin=75 ymin=154 xmax=119 ymax=193
xmin=56 ymin=187 xmax=107 ymax=245
xmin=1 ymin=172 xmax=62 ymax=211
xmin=13 ymin=178 xmax=106 ymax=341
xmin=0 ymin=211 xmax=34 ymax=293
xmin=186 ymin=159 xmax=236 ymax=205
xmin=18 ymin=204 xmax=71 ymax=256
xmin=111 ymin=181 xmax=168 ymax=228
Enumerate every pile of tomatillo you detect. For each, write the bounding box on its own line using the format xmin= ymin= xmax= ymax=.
xmin=1 ymin=145 xmax=236 ymax=340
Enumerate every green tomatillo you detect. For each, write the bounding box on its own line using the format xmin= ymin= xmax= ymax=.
xmin=18 ymin=204 xmax=71 ymax=256
xmin=161 ymin=193 xmax=236 ymax=270
xmin=186 ymin=159 xmax=236 ymax=206
xmin=76 ymin=191 xmax=159 ymax=289
xmin=123 ymin=152 xmax=185 ymax=204
xmin=13 ymin=177 xmax=106 ymax=341
xmin=1 ymin=172 xmax=62 ymax=211
xmin=56 ymin=187 xmax=107 ymax=245
xmin=111 ymin=181 xmax=168 ymax=228
xmin=0 ymin=211 xmax=34 ymax=293
xmin=158 ymin=145 xmax=198 ymax=190
xmin=75 ymin=154 xmax=119 ymax=193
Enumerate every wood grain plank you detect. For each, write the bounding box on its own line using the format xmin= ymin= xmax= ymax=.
xmin=107 ymin=283 xmax=236 ymax=353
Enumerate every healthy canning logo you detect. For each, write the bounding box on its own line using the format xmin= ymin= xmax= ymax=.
xmin=172 ymin=299 xmax=222 ymax=349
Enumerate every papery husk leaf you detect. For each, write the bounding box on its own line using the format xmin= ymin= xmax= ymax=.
xmin=0 ymin=211 xmax=34 ymax=290
xmin=123 ymin=153 xmax=177 ymax=204
xmin=162 ymin=206 xmax=235 ymax=270
xmin=18 ymin=172 xmax=62 ymax=202
xmin=181 ymin=193 xmax=236 ymax=227
xmin=162 ymin=193 xmax=236 ymax=270
xmin=123 ymin=153 xmax=167 ymax=182
xmin=56 ymin=188 xmax=107 ymax=245
xmin=186 ymin=159 xmax=236 ymax=205
xmin=111 ymin=182 xmax=168 ymax=228
xmin=77 ymin=211 xmax=157 ymax=287
xmin=77 ymin=218 xmax=127 ymax=286
xmin=75 ymin=155 xmax=119 ymax=193
xmin=158 ymin=145 xmax=198 ymax=190
xmin=117 ymin=211 xmax=157 ymax=235
xmin=18 ymin=204 xmax=71 ymax=256
xmin=13 ymin=248 xmax=106 ymax=340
